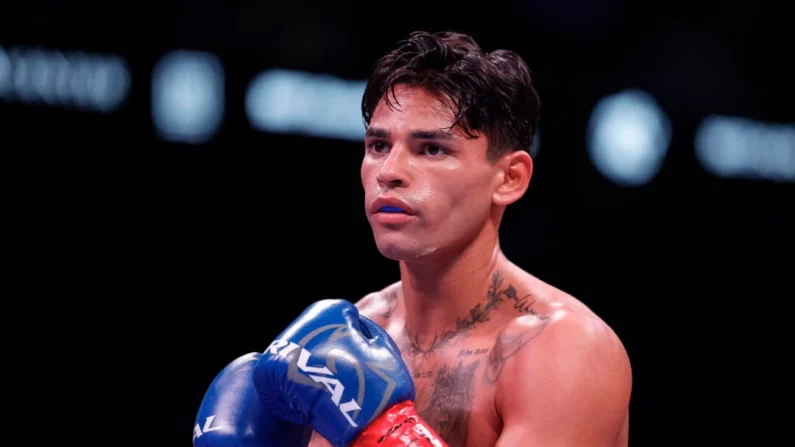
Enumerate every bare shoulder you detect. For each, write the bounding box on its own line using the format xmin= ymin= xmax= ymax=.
xmin=492 ymin=275 xmax=632 ymax=441
xmin=495 ymin=296 xmax=631 ymax=381
xmin=354 ymin=281 xmax=401 ymax=327
xmin=492 ymin=276 xmax=631 ymax=385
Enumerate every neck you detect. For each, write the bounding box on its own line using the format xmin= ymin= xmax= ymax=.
xmin=398 ymin=228 xmax=505 ymax=342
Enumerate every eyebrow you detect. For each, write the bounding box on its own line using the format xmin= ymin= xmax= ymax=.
xmin=365 ymin=127 xmax=455 ymax=140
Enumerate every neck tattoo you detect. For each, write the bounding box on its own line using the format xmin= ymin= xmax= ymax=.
xmin=404 ymin=271 xmax=539 ymax=358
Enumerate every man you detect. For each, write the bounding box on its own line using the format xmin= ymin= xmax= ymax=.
xmin=321 ymin=30 xmax=631 ymax=446
xmin=193 ymin=30 xmax=632 ymax=447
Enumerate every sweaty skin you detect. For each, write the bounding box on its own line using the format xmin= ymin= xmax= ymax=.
xmin=309 ymin=86 xmax=632 ymax=447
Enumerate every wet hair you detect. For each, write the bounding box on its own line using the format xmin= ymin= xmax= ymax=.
xmin=362 ymin=30 xmax=541 ymax=162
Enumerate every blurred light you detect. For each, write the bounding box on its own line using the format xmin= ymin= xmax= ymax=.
xmin=0 ymin=46 xmax=10 ymax=97
xmin=151 ymin=50 xmax=224 ymax=144
xmin=586 ymin=89 xmax=672 ymax=187
xmin=246 ymin=69 xmax=366 ymax=141
xmin=695 ymin=115 xmax=795 ymax=182
xmin=0 ymin=44 xmax=129 ymax=112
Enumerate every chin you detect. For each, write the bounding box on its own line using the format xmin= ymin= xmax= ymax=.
xmin=374 ymin=235 xmax=438 ymax=261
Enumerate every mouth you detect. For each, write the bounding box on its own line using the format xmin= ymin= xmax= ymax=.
xmin=378 ymin=206 xmax=406 ymax=213
xmin=372 ymin=202 xmax=415 ymax=226
xmin=370 ymin=197 xmax=415 ymax=215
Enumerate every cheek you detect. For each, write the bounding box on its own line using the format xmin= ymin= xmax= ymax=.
xmin=360 ymin=160 xmax=375 ymax=188
xmin=427 ymin=170 xmax=492 ymax=225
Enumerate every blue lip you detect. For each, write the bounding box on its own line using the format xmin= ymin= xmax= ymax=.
xmin=380 ymin=206 xmax=405 ymax=213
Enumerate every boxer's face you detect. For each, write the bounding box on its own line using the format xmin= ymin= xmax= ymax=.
xmin=361 ymin=85 xmax=499 ymax=261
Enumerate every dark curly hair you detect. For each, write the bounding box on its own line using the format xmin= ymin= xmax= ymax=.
xmin=362 ymin=31 xmax=540 ymax=162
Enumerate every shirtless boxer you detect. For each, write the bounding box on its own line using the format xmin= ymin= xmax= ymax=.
xmin=308 ymin=31 xmax=633 ymax=446
xmin=193 ymin=30 xmax=631 ymax=447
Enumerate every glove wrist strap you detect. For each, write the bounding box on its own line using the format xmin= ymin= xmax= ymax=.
xmin=350 ymin=401 xmax=448 ymax=447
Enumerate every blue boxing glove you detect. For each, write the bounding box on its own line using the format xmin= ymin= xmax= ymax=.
xmin=193 ymin=352 xmax=312 ymax=447
xmin=253 ymin=299 xmax=441 ymax=447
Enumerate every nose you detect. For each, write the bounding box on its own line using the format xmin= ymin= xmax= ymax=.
xmin=376 ymin=145 xmax=411 ymax=188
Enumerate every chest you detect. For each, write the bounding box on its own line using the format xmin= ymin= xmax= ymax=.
xmin=398 ymin=337 xmax=503 ymax=447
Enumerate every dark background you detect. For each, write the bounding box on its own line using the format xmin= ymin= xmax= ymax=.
xmin=5 ymin=0 xmax=793 ymax=445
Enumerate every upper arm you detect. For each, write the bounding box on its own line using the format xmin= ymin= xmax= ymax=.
xmin=495 ymin=313 xmax=632 ymax=447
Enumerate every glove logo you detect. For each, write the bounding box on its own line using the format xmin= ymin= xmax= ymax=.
xmin=267 ymin=336 xmax=363 ymax=427
xmin=266 ymin=323 xmax=398 ymax=428
xmin=192 ymin=415 xmax=224 ymax=441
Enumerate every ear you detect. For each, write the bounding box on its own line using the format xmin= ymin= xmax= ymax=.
xmin=492 ymin=150 xmax=533 ymax=206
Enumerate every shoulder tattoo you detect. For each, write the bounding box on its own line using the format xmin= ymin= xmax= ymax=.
xmin=485 ymin=302 xmax=551 ymax=383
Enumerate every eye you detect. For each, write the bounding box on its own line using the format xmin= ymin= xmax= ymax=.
xmin=367 ymin=141 xmax=389 ymax=153
xmin=423 ymin=144 xmax=446 ymax=157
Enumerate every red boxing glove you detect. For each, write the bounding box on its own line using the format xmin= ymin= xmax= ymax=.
xmin=350 ymin=401 xmax=448 ymax=447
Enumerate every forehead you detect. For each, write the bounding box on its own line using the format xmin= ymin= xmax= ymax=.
xmin=369 ymin=85 xmax=460 ymax=135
